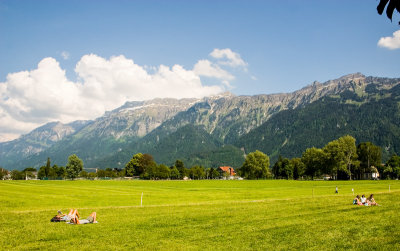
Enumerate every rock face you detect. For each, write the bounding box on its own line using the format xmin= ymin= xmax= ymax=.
xmin=81 ymin=98 xmax=199 ymax=139
xmin=1 ymin=73 xmax=400 ymax=170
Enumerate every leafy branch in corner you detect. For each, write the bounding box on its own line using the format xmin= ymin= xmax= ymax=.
xmin=377 ymin=0 xmax=400 ymax=25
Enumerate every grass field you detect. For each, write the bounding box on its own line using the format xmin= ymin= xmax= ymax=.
xmin=1 ymin=180 xmax=399 ymax=250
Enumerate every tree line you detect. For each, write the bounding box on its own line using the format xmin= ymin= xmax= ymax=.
xmin=1 ymin=154 xmax=85 ymax=180
xmin=259 ymin=135 xmax=400 ymax=180
xmin=2 ymin=135 xmax=400 ymax=180
xmin=124 ymin=154 xmax=221 ymax=180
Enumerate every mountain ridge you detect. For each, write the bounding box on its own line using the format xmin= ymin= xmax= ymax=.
xmin=1 ymin=73 xmax=400 ymax=170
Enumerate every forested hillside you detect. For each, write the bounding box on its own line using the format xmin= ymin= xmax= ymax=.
xmin=236 ymin=84 xmax=400 ymax=163
xmin=95 ymin=124 xmax=245 ymax=169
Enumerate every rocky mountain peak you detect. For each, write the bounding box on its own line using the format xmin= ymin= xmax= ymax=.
xmin=337 ymin=72 xmax=365 ymax=81
xmin=20 ymin=121 xmax=89 ymax=143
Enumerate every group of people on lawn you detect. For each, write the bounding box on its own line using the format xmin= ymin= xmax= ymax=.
xmin=353 ymin=194 xmax=379 ymax=206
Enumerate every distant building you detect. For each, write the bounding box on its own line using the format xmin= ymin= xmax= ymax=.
xmin=1 ymin=168 xmax=10 ymax=180
xmin=218 ymin=166 xmax=236 ymax=177
xmin=363 ymin=166 xmax=380 ymax=180
xmin=25 ymin=171 xmax=38 ymax=180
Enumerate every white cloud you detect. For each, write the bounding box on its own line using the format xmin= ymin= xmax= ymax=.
xmin=61 ymin=51 xmax=70 ymax=60
xmin=378 ymin=30 xmax=400 ymax=50
xmin=210 ymin=48 xmax=248 ymax=68
xmin=0 ymin=54 xmax=225 ymax=142
xmin=193 ymin=48 xmax=251 ymax=88
xmin=193 ymin=60 xmax=234 ymax=82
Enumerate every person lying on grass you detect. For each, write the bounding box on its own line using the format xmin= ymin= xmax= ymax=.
xmin=51 ymin=209 xmax=97 ymax=224
xmin=50 ymin=209 xmax=77 ymax=222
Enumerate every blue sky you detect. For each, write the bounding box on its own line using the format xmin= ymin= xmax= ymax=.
xmin=0 ymin=0 xmax=399 ymax=141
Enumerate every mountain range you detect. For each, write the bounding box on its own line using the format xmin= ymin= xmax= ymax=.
xmin=1 ymin=73 xmax=400 ymax=170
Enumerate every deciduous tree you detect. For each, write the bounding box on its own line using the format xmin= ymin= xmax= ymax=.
xmin=338 ymin=135 xmax=358 ymax=180
xmin=240 ymin=150 xmax=271 ymax=179
xmin=302 ymin=147 xmax=325 ymax=180
xmin=10 ymin=170 xmax=24 ymax=180
xmin=170 ymin=166 xmax=180 ymax=179
xmin=125 ymin=153 xmax=143 ymax=177
xmin=66 ymin=154 xmax=83 ymax=180
xmin=357 ymin=142 xmax=382 ymax=178
xmin=190 ymin=165 xmax=205 ymax=180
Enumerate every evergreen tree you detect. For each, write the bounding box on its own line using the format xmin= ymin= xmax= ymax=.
xmin=290 ymin=158 xmax=305 ymax=180
xmin=45 ymin=157 xmax=51 ymax=175
xmin=175 ymin=160 xmax=187 ymax=178
xmin=272 ymin=156 xmax=292 ymax=179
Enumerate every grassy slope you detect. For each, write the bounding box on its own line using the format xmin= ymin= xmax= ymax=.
xmin=0 ymin=180 xmax=399 ymax=250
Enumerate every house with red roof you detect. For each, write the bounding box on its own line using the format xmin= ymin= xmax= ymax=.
xmin=218 ymin=166 xmax=236 ymax=177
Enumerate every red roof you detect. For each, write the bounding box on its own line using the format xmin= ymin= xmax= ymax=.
xmin=219 ymin=166 xmax=236 ymax=176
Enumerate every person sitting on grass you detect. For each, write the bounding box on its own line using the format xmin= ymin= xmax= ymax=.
xmin=360 ymin=194 xmax=368 ymax=205
xmin=353 ymin=195 xmax=363 ymax=205
xmin=367 ymin=194 xmax=379 ymax=206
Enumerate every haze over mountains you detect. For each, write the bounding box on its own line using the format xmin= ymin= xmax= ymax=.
xmin=1 ymin=73 xmax=400 ymax=170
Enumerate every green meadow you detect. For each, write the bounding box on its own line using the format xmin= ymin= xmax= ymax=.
xmin=0 ymin=180 xmax=399 ymax=250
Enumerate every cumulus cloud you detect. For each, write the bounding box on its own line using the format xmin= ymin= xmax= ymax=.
xmin=210 ymin=48 xmax=248 ymax=68
xmin=0 ymin=54 xmax=226 ymax=142
xmin=378 ymin=30 xmax=400 ymax=50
